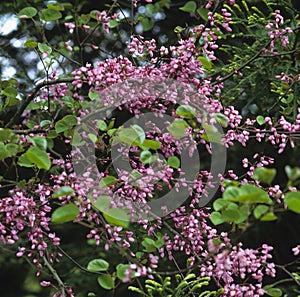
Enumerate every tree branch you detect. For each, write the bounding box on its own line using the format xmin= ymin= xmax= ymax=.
xmin=211 ymin=40 xmax=271 ymax=86
xmin=43 ymin=255 xmax=66 ymax=297
xmin=5 ymin=78 xmax=75 ymax=128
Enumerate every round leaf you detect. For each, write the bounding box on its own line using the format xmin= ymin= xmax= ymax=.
xmin=142 ymin=139 xmax=160 ymax=150
xmin=284 ymin=191 xmax=300 ymax=214
xmin=93 ymin=196 xmax=111 ymax=211
xmin=87 ymin=259 xmax=109 ymax=272
xmin=253 ymin=205 xmax=269 ymax=219
xmin=116 ymin=264 xmax=131 ymax=280
xmin=140 ymin=150 xmax=153 ymax=164
xmin=103 ymin=208 xmax=130 ymax=228
xmin=96 ymin=120 xmax=107 ymax=131
xmin=51 ymin=203 xmax=80 ymax=223
xmin=167 ymin=156 xmax=180 ymax=169
xmin=179 ymin=1 xmax=197 ymax=13
xmin=97 ymin=275 xmax=115 ymax=290
xmin=253 ymin=167 xmax=276 ymax=185
xmin=16 ymin=7 xmax=37 ymax=18
xmin=99 ymin=176 xmax=117 ymax=188
xmin=52 ymin=186 xmax=74 ymax=198
xmin=26 ymin=146 xmax=51 ymax=170
xmin=176 ymin=105 xmax=196 ymax=119
xmin=40 ymin=9 xmax=62 ymax=22
xmin=167 ymin=119 xmax=189 ymax=138
xmin=210 ymin=211 xmax=225 ymax=225
xmin=256 ymin=115 xmax=266 ymax=125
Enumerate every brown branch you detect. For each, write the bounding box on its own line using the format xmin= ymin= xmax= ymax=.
xmin=276 ymin=264 xmax=300 ymax=287
xmin=212 ymin=40 xmax=272 ymax=86
xmin=43 ymin=255 xmax=66 ymax=297
xmin=5 ymin=78 xmax=75 ymax=128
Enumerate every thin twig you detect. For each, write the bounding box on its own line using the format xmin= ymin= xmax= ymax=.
xmin=43 ymin=255 xmax=66 ymax=297
xmin=5 ymin=78 xmax=75 ymax=128
xmin=276 ymin=264 xmax=300 ymax=287
xmin=212 ymin=40 xmax=272 ymax=86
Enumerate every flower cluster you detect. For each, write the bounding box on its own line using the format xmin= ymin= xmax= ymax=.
xmin=265 ymin=10 xmax=293 ymax=53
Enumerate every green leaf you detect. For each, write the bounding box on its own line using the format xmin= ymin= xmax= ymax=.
xmin=264 ymin=286 xmax=282 ymax=297
xmin=40 ymin=120 xmax=51 ymax=128
xmin=201 ymin=123 xmax=222 ymax=143
xmin=196 ymin=8 xmax=209 ymax=20
xmin=87 ymin=259 xmax=109 ymax=272
xmin=285 ymin=165 xmax=300 ymax=181
xmin=18 ymin=153 xmax=34 ymax=167
xmin=253 ymin=205 xmax=269 ymax=219
xmin=51 ymin=203 xmax=80 ymax=223
xmin=142 ymin=139 xmax=160 ymax=150
xmin=132 ymin=125 xmax=146 ymax=144
xmin=221 ymin=203 xmax=241 ymax=222
xmin=210 ymin=211 xmax=225 ymax=225
xmin=197 ymin=56 xmax=213 ymax=69
xmin=117 ymin=127 xmax=142 ymax=146
xmin=0 ymin=143 xmax=10 ymax=160
xmin=29 ymin=136 xmax=47 ymax=151
xmin=167 ymin=156 xmax=180 ymax=169
xmin=253 ymin=167 xmax=276 ymax=185
xmin=16 ymin=7 xmax=37 ymax=18
xmin=223 ymin=186 xmax=240 ymax=200
xmin=70 ymin=129 xmax=84 ymax=146
xmin=26 ymin=146 xmax=51 ymax=170
xmin=260 ymin=212 xmax=277 ymax=221
xmin=146 ymin=3 xmax=159 ymax=15
xmin=40 ymin=8 xmax=62 ymax=22
xmin=237 ymin=204 xmax=250 ymax=223
xmin=167 ymin=119 xmax=189 ymax=138
xmin=0 ymin=129 xmax=12 ymax=141
xmin=284 ymin=191 xmax=300 ymax=214
xmin=1 ymin=86 xmax=18 ymax=98
xmin=88 ymin=133 xmax=98 ymax=143
xmin=47 ymin=3 xmax=65 ymax=11
xmin=55 ymin=115 xmax=77 ymax=133
xmin=24 ymin=39 xmax=38 ymax=48
xmin=88 ymin=90 xmax=99 ymax=100
xmin=38 ymin=43 xmax=52 ymax=54
xmin=214 ymin=113 xmax=228 ymax=128
xmin=179 ymin=1 xmax=197 ymax=13
xmin=107 ymin=128 xmax=117 ymax=137
xmin=96 ymin=120 xmax=107 ymax=131
xmin=99 ymin=176 xmax=117 ymax=188
xmin=256 ymin=115 xmax=266 ymax=125
xmin=103 ymin=208 xmax=130 ymax=228
xmin=213 ymin=199 xmax=230 ymax=211
xmin=93 ymin=195 xmax=111 ymax=211
xmin=140 ymin=150 xmax=153 ymax=164
xmin=6 ymin=144 xmax=19 ymax=156
xmin=6 ymin=97 xmax=20 ymax=107
xmin=97 ymin=275 xmax=115 ymax=290
xmin=52 ymin=186 xmax=74 ymax=198
xmin=223 ymin=185 xmax=273 ymax=205
xmin=141 ymin=17 xmax=154 ymax=31
xmin=116 ymin=264 xmax=131 ymax=280
xmin=142 ymin=238 xmax=157 ymax=252
xmin=175 ymin=105 xmax=196 ymax=119
xmin=109 ymin=19 xmax=118 ymax=28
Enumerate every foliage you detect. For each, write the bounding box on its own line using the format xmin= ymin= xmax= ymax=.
xmin=0 ymin=0 xmax=300 ymax=297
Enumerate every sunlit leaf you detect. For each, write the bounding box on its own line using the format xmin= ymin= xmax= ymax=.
xmin=25 ymin=146 xmax=51 ymax=170
xmin=51 ymin=203 xmax=80 ymax=223
xmin=87 ymin=259 xmax=109 ymax=272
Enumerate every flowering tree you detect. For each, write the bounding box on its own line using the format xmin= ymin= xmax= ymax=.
xmin=0 ymin=0 xmax=300 ymax=296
